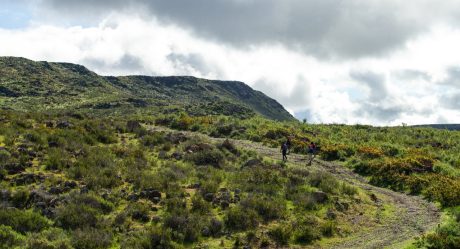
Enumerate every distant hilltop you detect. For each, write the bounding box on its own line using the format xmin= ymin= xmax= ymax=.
xmin=413 ymin=124 xmax=460 ymax=131
xmin=0 ymin=56 xmax=295 ymax=121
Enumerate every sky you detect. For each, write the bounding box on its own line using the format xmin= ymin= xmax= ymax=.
xmin=0 ymin=0 xmax=459 ymax=125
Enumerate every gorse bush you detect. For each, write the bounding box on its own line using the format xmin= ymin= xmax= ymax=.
xmin=25 ymin=228 xmax=73 ymax=249
xmin=225 ymin=206 xmax=259 ymax=231
xmin=0 ymin=225 xmax=25 ymax=249
xmin=0 ymin=209 xmax=49 ymax=234
xmin=71 ymin=227 xmax=113 ymax=249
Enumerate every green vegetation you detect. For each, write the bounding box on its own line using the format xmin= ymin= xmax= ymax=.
xmin=0 ymin=110 xmax=365 ymax=248
xmin=1 ymin=57 xmax=459 ymax=248
xmin=0 ymin=56 xmax=294 ymax=121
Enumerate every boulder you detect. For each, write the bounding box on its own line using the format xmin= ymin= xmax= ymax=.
xmin=242 ymin=159 xmax=263 ymax=168
xmin=56 ymin=120 xmax=72 ymax=129
xmin=204 ymin=193 xmax=214 ymax=202
xmin=312 ymin=191 xmax=329 ymax=204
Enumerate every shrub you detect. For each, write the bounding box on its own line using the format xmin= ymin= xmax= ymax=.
xmin=120 ymin=229 xmax=151 ymax=249
xmin=45 ymin=148 xmax=72 ymax=170
xmin=240 ymin=195 xmax=286 ymax=222
xmin=293 ymin=216 xmax=321 ymax=244
xmin=186 ymin=149 xmax=224 ymax=168
xmin=0 ymin=209 xmax=49 ymax=234
xmin=126 ymin=202 xmax=150 ymax=223
xmin=225 ymin=206 xmax=259 ymax=231
xmin=25 ymin=227 xmax=73 ymax=249
xmin=0 ymin=150 xmax=11 ymax=164
xmin=11 ymin=188 xmax=30 ymax=208
xmin=55 ymin=203 xmax=99 ymax=230
xmin=0 ymin=225 xmax=25 ymax=249
xmin=149 ymin=227 xmax=176 ymax=249
xmin=191 ymin=194 xmax=212 ymax=214
xmin=268 ymin=223 xmax=292 ymax=246
xmin=163 ymin=213 xmax=204 ymax=243
xmin=71 ymin=227 xmax=113 ymax=249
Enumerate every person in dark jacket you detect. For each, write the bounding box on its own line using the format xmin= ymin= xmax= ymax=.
xmin=281 ymin=142 xmax=288 ymax=162
xmin=307 ymin=142 xmax=316 ymax=165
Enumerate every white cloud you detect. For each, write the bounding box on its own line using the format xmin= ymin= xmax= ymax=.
xmin=0 ymin=12 xmax=460 ymax=125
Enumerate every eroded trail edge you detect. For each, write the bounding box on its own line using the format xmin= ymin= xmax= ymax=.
xmin=152 ymin=126 xmax=441 ymax=249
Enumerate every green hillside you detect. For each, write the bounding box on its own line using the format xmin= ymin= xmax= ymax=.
xmin=0 ymin=57 xmax=294 ymax=121
xmin=0 ymin=57 xmax=459 ymax=249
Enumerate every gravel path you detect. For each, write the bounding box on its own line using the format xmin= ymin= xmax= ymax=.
xmin=151 ymin=127 xmax=441 ymax=249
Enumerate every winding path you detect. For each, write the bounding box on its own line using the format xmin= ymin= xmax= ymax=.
xmin=151 ymin=126 xmax=441 ymax=249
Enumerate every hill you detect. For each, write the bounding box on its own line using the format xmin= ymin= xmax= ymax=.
xmin=0 ymin=56 xmax=294 ymax=121
xmin=414 ymin=124 xmax=460 ymax=131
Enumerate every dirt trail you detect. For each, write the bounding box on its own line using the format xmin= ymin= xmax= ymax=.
xmin=151 ymin=127 xmax=441 ymax=249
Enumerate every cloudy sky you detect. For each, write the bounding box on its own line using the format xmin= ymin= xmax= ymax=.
xmin=1 ymin=0 xmax=459 ymax=125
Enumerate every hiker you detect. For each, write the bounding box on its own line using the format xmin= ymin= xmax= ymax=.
xmin=281 ymin=142 xmax=288 ymax=162
xmin=307 ymin=142 xmax=316 ymax=165
xmin=286 ymin=137 xmax=292 ymax=154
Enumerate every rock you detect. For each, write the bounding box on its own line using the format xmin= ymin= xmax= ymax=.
xmin=56 ymin=121 xmax=72 ymax=129
xmin=234 ymin=188 xmax=241 ymax=194
xmin=312 ymin=191 xmax=329 ymax=204
xmin=158 ymin=150 xmax=167 ymax=159
xmin=152 ymin=197 xmax=161 ymax=204
xmin=204 ymin=193 xmax=214 ymax=202
xmin=131 ymin=211 xmax=149 ymax=222
xmin=35 ymin=202 xmax=47 ymax=210
xmin=126 ymin=120 xmax=142 ymax=132
xmin=171 ymin=152 xmax=183 ymax=160
xmin=165 ymin=132 xmax=188 ymax=144
xmin=5 ymin=162 xmax=26 ymax=174
xmin=220 ymin=201 xmax=230 ymax=209
xmin=12 ymin=173 xmax=44 ymax=185
xmin=64 ymin=181 xmax=77 ymax=189
xmin=188 ymin=183 xmax=201 ymax=189
xmin=242 ymin=159 xmax=263 ymax=168
xmin=80 ymin=186 xmax=89 ymax=194
xmin=48 ymin=186 xmax=64 ymax=195
xmin=151 ymin=216 xmax=161 ymax=223
xmin=140 ymin=189 xmax=161 ymax=203
xmin=48 ymin=141 xmax=59 ymax=147
xmin=127 ymin=194 xmax=139 ymax=202
xmin=326 ymin=209 xmax=337 ymax=220
xmin=370 ymin=193 xmax=378 ymax=203
xmin=202 ymin=227 xmax=211 ymax=237
xmin=45 ymin=121 xmax=55 ymax=128
xmin=335 ymin=201 xmax=349 ymax=212
xmin=0 ymin=189 xmax=11 ymax=201
xmin=29 ymin=190 xmax=53 ymax=204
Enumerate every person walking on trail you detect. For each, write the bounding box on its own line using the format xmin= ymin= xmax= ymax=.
xmin=281 ymin=142 xmax=288 ymax=162
xmin=307 ymin=142 xmax=316 ymax=165
xmin=286 ymin=137 xmax=292 ymax=154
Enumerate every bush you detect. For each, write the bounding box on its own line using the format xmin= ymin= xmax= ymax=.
xmin=55 ymin=203 xmax=99 ymax=230
xmin=45 ymin=148 xmax=72 ymax=170
xmin=149 ymin=227 xmax=176 ymax=249
xmin=191 ymin=194 xmax=212 ymax=214
xmin=0 ymin=225 xmax=25 ymax=249
xmin=225 ymin=206 xmax=259 ymax=231
xmin=163 ymin=213 xmax=204 ymax=243
xmin=186 ymin=149 xmax=224 ymax=168
xmin=11 ymin=188 xmax=30 ymax=208
xmin=71 ymin=227 xmax=112 ymax=249
xmin=240 ymin=195 xmax=286 ymax=222
xmin=268 ymin=223 xmax=292 ymax=246
xmin=120 ymin=229 xmax=151 ymax=249
xmin=293 ymin=216 xmax=321 ymax=244
xmin=25 ymin=227 xmax=73 ymax=249
xmin=0 ymin=209 xmax=49 ymax=234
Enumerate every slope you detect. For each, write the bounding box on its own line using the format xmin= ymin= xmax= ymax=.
xmin=0 ymin=56 xmax=294 ymax=121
